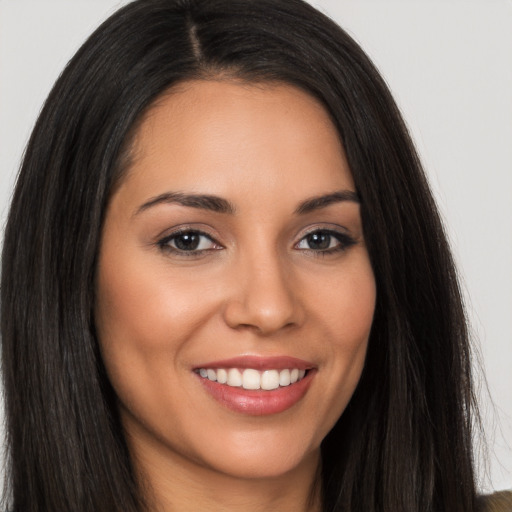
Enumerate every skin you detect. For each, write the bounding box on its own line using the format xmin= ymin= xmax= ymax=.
xmin=95 ymin=80 xmax=376 ymax=512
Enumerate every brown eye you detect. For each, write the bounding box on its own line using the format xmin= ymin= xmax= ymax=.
xmin=158 ymin=230 xmax=219 ymax=253
xmin=304 ymin=232 xmax=332 ymax=250
xmin=173 ymin=232 xmax=201 ymax=251
xmin=296 ymin=229 xmax=356 ymax=253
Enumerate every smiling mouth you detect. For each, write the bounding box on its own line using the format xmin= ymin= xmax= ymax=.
xmin=196 ymin=368 xmax=308 ymax=390
xmin=194 ymin=356 xmax=315 ymax=415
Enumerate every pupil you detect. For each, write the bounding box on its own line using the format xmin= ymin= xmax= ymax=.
xmin=175 ymin=233 xmax=200 ymax=250
xmin=307 ymin=232 xmax=330 ymax=250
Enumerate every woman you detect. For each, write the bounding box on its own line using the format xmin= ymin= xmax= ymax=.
xmin=0 ymin=0 xmax=503 ymax=510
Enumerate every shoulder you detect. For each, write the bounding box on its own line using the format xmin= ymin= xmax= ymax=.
xmin=478 ymin=490 xmax=512 ymax=512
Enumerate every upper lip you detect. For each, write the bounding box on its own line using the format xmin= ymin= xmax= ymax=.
xmin=193 ymin=355 xmax=315 ymax=371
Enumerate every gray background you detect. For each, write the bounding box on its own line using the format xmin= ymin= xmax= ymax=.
xmin=1 ymin=0 xmax=511 ymax=492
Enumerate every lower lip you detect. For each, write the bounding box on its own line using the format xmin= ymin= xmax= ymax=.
xmin=197 ymin=371 xmax=315 ymax=416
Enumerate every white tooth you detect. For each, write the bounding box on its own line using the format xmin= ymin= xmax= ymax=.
xmin=242 ymin=369 xmax=261 ymax=390
xmin=199 ymin=368 xmax=208 ymax=378
xmin=279 ymin=369 xmax=291 ymax=386
xmin=227 ymin=368 xmax=242 ymax=387
xmin=290 ymin=368 xmax=299 ymax=384
xmin=261 ymin=370 xmax=280 ymax=390
xmin=298 ymin=369 xmax=306 ymax=380
xmin=217 ymin=368 xmax=228 ymax=384
xmin=207 ymin=369 xmax=217 ymax=381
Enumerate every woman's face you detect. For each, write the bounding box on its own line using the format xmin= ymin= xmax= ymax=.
xmin=95 ymin=80 xmax=376 ymax=482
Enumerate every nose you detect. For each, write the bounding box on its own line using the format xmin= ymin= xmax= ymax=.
xmin=222 ymin=250 xmax=303 ymax=335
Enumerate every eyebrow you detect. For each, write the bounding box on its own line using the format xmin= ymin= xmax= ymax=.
xmin=135 ymin=192 xmax=236 ymax=216
xmin=295 ymin=190 xmax=360 ymax=214
xmin=135 ymin=189 xmax=359 ymax=217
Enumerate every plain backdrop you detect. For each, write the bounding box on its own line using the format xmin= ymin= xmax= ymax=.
xmin=0 ymin=0 xmax=511 ymax=493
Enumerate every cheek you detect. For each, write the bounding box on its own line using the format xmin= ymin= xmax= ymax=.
xmin=93 ymin=246 xmax=214 ymax=411
xmin=334 ymin=262 xmax=375 ymax=381
xmin=306 ymin=255 xmax=375 ymax=420
xmin=93 ymin=249 xmax=217 ymax=429
xmin=95 ymin=248 xmax=211 ymax=352
xmin=313 ymin=255 xmax=376 ymax=348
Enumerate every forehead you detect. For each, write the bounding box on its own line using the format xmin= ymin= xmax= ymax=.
xmin=118 ymin=79 xmax=354 ymax=205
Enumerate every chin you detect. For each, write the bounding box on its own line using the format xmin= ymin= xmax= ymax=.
xmin=186 ymin=422 xmax=323 ymax=481
xmin=204 ymin=443 xmax=320 ymax=481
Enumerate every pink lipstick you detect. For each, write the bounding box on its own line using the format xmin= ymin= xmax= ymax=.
xmin=194 ymin=356 xmax=315 ymax=415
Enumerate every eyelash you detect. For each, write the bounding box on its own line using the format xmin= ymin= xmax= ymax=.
xmin=157 ymin=228 xmax=221 ymax=256
xmin=156 ymin=228 xmax=356 ymax=257
xmin=295 ymin=229 xmax=357 ymax=256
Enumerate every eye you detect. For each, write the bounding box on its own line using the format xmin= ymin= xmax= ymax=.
xmin=158 ymin=230 xmax=220 ymax=254
xmin=296 ymin=229 xmax=355 ymax=253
